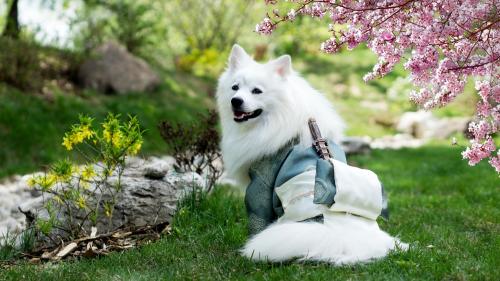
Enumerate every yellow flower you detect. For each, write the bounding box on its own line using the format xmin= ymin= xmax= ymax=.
xmin=62 ymin=125 xmax=94 ymax=151
xmin=27 ymin=177 xmax=37 ymax=188
xmin=103 ymin=128 xmax=112 ymax=143
xmin=62 ymin=136 xmax=73 ymax=150
xmin=74 ymin=125 xmax=94 ymax=143
xmin=35 ymin=174 xmax=56 ymax=191
xmin=46 ymin=174 xmax=57 ymax=186
xmin=81 ymin=165 xmax=96 ymax=181
xmin=128 ymin=141 xmax=142 ymax=155
xmin=80 ymin=125 xmax=94 ymax=139
xmin=76 ymin=195 xmax=87 ymax=209
xmin=112 ymin=131 xmax=123 ymax=148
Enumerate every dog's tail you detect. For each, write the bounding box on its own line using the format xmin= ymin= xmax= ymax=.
xmin=241 ymin=213 xmax=407 ymax=264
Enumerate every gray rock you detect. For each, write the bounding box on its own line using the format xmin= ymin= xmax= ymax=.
xmin=396 ymin=111 xmax=469 ymax=139
xmin=341 ymin=136 xmax=372 ymax=155
xmin=19 ymin=170 xmax=203 ymax=235
xmin=432 ymin=117 xmax=470 ymax=139
xmin=78 ymin=41 xmax=160 ymax=94
xmin=370 ymin=134 xmax=427 ymax=149
xmin=0 ymin=175 xmax=39 ymax=237
xmin=105 ymin=170 xmax=203 ymax=231
xmin=143 ymin=156 xmax=174 ymax=179
xmin=2 ymin=156 xmax=205 ymax=245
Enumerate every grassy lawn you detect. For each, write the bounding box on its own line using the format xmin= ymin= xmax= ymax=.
xmin=0 ymin=73 xmax=214 ymax=178
xmin=1 ymin=145 xmax=498 ymax=281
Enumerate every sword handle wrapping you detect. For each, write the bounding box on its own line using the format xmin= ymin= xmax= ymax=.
xmin=308 ymin=118 xmax=332 ymax=160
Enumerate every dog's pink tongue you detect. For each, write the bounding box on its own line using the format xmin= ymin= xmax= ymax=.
xmin=234 ymin=111 xmax=245 ymax=118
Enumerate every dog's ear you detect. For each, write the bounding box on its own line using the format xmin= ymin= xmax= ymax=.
xmin=270 ymin=55 xmax=292 ymax=77
xmin=229 ymin=44 xmax=252 ymax=72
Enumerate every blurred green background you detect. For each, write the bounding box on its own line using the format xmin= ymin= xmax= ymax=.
xmin=0 ymin=0 xmax=480 ymax=178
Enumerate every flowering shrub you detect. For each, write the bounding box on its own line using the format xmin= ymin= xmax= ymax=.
xmin=28 ymin=114 xmax=143 ymax=239
xmin=257 ymin=0 xmax=499 ymax=172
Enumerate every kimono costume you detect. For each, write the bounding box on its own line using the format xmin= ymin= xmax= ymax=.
xmin=245 ymin=139 xmax=388 ymax=235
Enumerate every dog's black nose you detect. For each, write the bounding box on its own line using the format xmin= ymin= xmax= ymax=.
xmin=231 ymin=97 xmax=244 ymax=108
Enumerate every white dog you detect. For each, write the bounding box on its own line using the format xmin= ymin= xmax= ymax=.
xmin=216 ymin=44 xmax=406 ymax=264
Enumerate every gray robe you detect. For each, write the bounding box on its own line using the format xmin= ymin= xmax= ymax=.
xmin=245 ymin=139 xmax=350 ymax=235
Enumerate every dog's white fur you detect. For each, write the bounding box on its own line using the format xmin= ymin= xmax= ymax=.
xmin=217 ymin=45 xmax=406 ymax=264
xmin=217 ymin=45 xmax=344 ymax=186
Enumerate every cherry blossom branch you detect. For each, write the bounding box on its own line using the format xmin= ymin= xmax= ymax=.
xmin=449 ymin=57 xmax=500 ymax=72
xmin=257 ymin=0 xmax=500 ymax=173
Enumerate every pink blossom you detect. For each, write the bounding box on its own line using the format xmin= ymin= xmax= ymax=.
xmin=321 ymin=38 xmax=340 ymax=54
xmin=462 ymin=137 xmax=496 ymax=166
xmin=468 ymin=120 xmax=492 ymax=141
xmin=477 ymin=101 xmax=491 ymax=118
xmin=489 ymin=152 xmax=500 ymax=173
xmin=310 ymin=3 xmax=325 ymax=18
xmin=380 ymin=31 xmax=394 ymax=41
xmin=255 ymin=18 xmax=275 ymax=35
xmin=258 ymin=0 xmax=500 ymax=173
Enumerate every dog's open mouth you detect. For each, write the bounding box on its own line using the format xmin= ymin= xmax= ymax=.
xmin=233 ymin=109 xmax=263 ymax=122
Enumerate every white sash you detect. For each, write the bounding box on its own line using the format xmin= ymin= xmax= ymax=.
xmin=275 ymin=169 xmax=326 ymax=222
xmin=328 ymin=159 xmax=382 ymax=220
xmin=275 ymin=161 xmax=383 ymax=222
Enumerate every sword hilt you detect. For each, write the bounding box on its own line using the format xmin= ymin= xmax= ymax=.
xmin=308 ymin=118 xmax=331 ymax=160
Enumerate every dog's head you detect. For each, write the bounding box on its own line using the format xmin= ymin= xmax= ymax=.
xmin=217 ymin=44 xmax=295 ymax=126
xmin=216 ymin=45 xmax=344 ymax=185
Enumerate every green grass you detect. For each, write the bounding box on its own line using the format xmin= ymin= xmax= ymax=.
xmin=0 ymin=228 xmax=36 ymax=261
xmin=0 ymin=73 xmax=214 ymax=178
xmin=1 ymin=146 xmax=498 ymax=280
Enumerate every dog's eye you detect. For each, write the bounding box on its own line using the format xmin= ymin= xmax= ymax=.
xmin=251 ymin=88 xmax=262 ymax=94
xmin=231 ymin=84 xmax=239 ymax=91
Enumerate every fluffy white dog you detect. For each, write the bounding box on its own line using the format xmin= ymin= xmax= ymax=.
xmin=216 ymin=44 xmax=406 ymax=264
